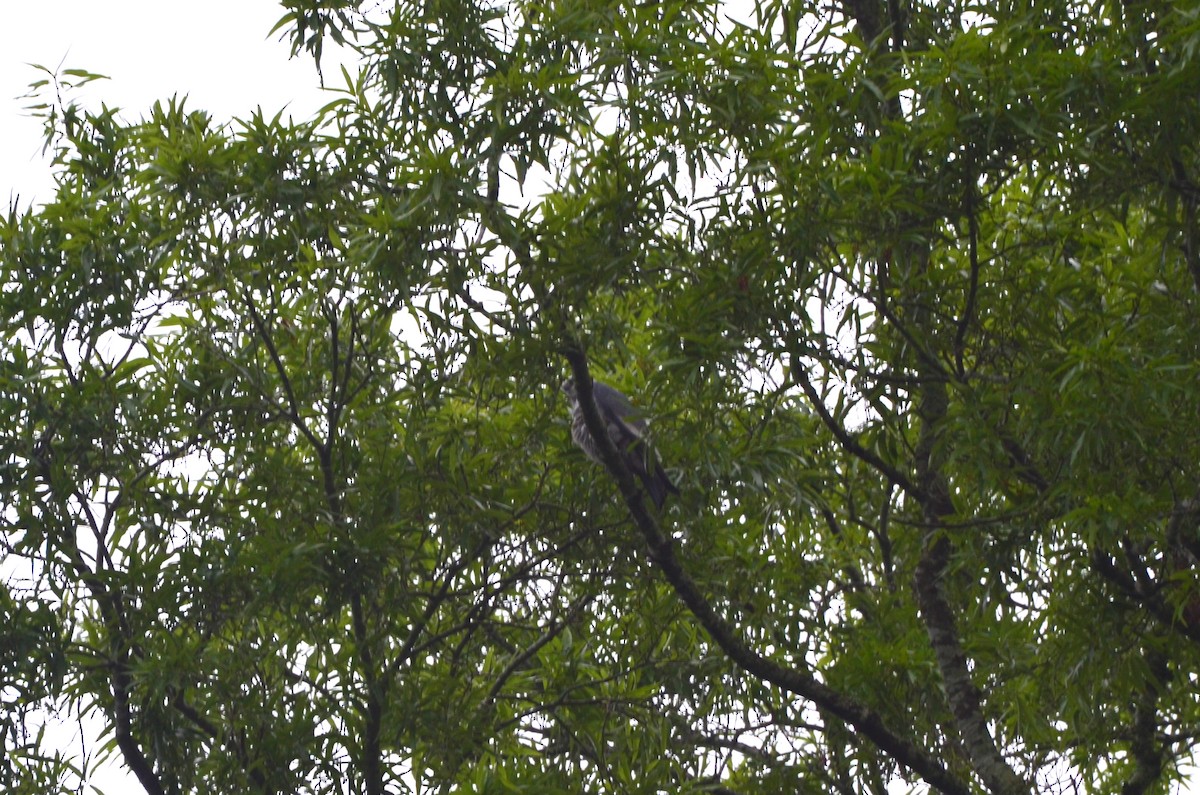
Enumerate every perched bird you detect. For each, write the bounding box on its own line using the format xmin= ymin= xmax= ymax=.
xmin=561 ymin=378 xmax=678 ymax=509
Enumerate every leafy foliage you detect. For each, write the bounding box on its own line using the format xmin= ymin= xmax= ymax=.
xmin=3 ymin=1 xmax=1200 ymax=793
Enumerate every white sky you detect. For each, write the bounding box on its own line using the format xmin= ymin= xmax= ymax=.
xmin=1 ymin=0 xmax=341 ymax=208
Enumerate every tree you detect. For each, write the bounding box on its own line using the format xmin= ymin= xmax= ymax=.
xmin=3 ymin=0 xmax=1200 ymax=792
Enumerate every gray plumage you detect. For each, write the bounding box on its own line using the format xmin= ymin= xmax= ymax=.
xmin=561 ymin=378 xmax=678 ymax=509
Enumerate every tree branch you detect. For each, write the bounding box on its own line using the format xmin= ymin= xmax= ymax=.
xmin=562 ymin=347 xmax=971 ymax=795
xmin=791 ymin=364 xmax=925 ymax=504
xmin=954 ymin=181 xmax=981 ymax=378
xmin=913 ymin=534 xmax=1027 ymax=795
xmin=1091 ymin=546 xmax=1200 ymax=644
xmin=1120 ymin=648 xmax=1169 ymax=795
xmin=910 ymin=374 xmax=1025 ymax=794
xmin=34 ymin=430 xmax=167 ymax=795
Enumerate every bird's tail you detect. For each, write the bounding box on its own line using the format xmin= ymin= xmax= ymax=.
xmin=642 ymin=464 xmax=678 ymax=510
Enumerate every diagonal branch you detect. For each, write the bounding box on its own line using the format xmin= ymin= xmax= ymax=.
xmin=480 ymin=591 xmax=595 ymax=711
xmin=791 ymin=365 xmax=925 ymax=503
xmin=241 ymin=288 xmax=323 ymax=454
xmin=562 ymin=346 xmax=971 ymax=795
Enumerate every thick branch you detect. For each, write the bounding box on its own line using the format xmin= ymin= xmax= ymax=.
xmin=563 ymin=348 xmax=971 ymax=795
xmin=1120 ymin=648 xmax=1167 ymax=795
xmin=351 ymin=592 xmax=384 ymax=795
xmin=913 ymin=535 xmax=1027 ymax=795
xmin=911 ymin=376 xmax=1026 ymax=795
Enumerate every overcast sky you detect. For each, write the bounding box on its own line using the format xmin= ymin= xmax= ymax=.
xmin=2 ymin=0 xmax=343 ymax=208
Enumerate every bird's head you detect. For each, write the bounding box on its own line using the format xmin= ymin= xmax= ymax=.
xmin=560 ymin=378 xmax=577 ymax=404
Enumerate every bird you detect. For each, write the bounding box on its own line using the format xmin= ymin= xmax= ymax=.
xmin=561 ymin=377 xmax=678 ymax=510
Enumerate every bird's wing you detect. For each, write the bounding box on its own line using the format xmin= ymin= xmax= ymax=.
xmin=593 ymin=381 xmax=649 ymax=437
xmin=592 ymin=384 xmax=659 ymax=477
